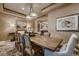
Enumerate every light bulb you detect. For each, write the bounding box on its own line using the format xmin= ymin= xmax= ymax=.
xmin=26 ymin=15 xmax=32 ymax=19
xmin=10 ymin=24 xmax=15 ymax=27
xmin=30 ymin=12 xmax=37 ymax=17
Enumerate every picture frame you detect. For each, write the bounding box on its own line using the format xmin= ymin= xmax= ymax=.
xmin=56 ymin=15 xmax=79 ymax=31
xmin=40 ymin=21 xmax=48 ymax=31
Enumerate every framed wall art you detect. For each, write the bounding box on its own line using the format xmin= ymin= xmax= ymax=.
xmin=40 ymin=21 xmax=48 ymax=31
xmin=56 ymin=15 xmax=79 ymax=31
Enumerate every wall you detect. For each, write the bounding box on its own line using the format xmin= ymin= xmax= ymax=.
xmin=48 ymin=4 xmax=79 ymax=43
xmin=0 ymin=12 xmax=25 ymax=41
xmin=0 ymin=3 xmax=3 ymax=12
xmin=34 ymin=16 xmax=48 ymax=33
xmin=26 ymin=21 xmax=33 ymax=32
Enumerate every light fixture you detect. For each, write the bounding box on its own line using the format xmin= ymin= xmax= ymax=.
xmin=21 ymin=7 xmax=25 ymax=10
xmin=10 ymin=23 xmax=15 ymax=27
xmin=26 ymin=15 xmax=32 ymax=19
xmin=26 ymin=3 xmax=37 ymax=20
xmin=30 ymin=12 xmax=37 ymax=17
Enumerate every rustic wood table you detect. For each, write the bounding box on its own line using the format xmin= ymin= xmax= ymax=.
xmin=30 ymin=35 xmax=63 ymax=51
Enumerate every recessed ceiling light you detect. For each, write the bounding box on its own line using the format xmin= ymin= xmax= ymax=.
xmin=22 ymin=8 xmax=25 ymax=10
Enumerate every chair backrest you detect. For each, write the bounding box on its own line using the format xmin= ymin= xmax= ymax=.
xmin=65 ymin=34 xmax=78 ymax=55
xmin=16 ymin=33 xmax=22 ymax=43
xmin=22 ymin=33 xmax=31 ymax=48
xmin=44 ymin=32 xmax=50 ymax=38
xmin=22 ymin=33 xmax=33 ymax=55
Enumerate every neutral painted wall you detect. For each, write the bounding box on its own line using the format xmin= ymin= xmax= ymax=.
xmin=34 ymin=16 xmax=48 ymax=33
xmin=48 ymin=4 xmax=79 ymax=43
xmin=0 ymin=12 xmax=25 ymax=41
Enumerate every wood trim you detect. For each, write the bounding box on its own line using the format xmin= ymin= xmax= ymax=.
xmin=36 ymin=15 xmax=47 ymax=19
xmin=41 ymin=3 xmax=55 ymax=11
xmin=3 ymin=3 xmax=26 ymax=16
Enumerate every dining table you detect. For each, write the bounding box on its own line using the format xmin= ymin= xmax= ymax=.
xmin=30 ymin=35 xmax=63 ymax=51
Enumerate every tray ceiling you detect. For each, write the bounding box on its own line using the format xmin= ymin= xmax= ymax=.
xmin=4 ymin=3 xmax=51 ymax=16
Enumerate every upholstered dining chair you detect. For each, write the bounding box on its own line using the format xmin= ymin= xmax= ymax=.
xmin=44 ymin=34 xmax=78 ymax=56
xmin=15 ymin=32 xmax=23 ymax=52
xmin=43 ymin=32 xmax=50 ymax=38
xmin=22 ymin=32 xmax=34 ymax=56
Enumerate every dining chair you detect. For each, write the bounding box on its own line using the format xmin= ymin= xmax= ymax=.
xmin=22 ymin=32 xmax=34 ymax=56
xmin=43 ymin=32 xmax=50 ymax=39
xmin=15 ymin=33 xmax=23 ymax=52
xmin=44 ymin=34 xmax=78 ymax=56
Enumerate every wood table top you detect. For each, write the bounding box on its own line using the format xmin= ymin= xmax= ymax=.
xmin=30 ymin=35 xmax=63 ymax=51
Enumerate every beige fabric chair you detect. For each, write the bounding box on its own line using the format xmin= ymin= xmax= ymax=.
xmin=43 ymin=32 xmax=50 ymax=39
xmin=44 ymin=34 xmax=78 ymax=56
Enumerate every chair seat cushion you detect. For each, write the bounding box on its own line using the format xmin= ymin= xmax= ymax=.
xmin=25 ymin=48 xmax=34 ymax=55
xmin=60 ymin=44 xmax=67 ymax=52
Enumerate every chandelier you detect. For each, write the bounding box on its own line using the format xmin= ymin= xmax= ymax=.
xmin=26 ymin=3 xmax=38 ymax=20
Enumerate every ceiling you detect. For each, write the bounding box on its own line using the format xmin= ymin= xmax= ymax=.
xmin=4 ymin=3 xmax=51 ymax=17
